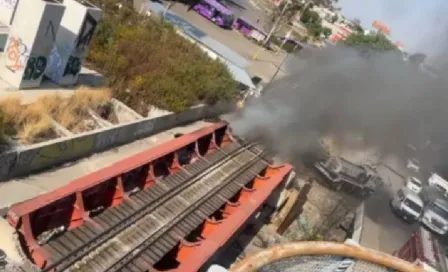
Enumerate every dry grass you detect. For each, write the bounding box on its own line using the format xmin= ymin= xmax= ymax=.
xmin=0 ymin=95 xmax=54 ymax=144
xmin=38 ymin=87 xmax=112 ymax=134
xmin=73 ymin=86 xmax=112 ymax=111
xmin=0 ymin=87 xmax=113 ymax=144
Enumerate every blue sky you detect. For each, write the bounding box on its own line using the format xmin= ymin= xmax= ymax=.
xmin=339 ymin=0 xmax=448 ymax=54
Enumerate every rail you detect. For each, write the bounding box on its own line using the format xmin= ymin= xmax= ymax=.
xmin=41 ymin=141 xmax=266 ymax=271
xmin=104 ymin=146 xmax=267 ymax=272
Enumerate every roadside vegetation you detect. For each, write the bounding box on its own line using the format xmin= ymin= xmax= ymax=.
xmin=38 ymin=87 xmax=113 ymax=133
xmin=267 ymin=1 xmax=333 ymax=45
xmin=87 ymin=0 xmax=238 ymax=115
xmin=344 ymin=31 xmax=397 ymax=51
xmin=0 ymin=88 xmax=113 ymax=145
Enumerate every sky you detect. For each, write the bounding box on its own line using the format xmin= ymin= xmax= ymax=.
xmin=339 ymin=0 xmax=448 ymax=54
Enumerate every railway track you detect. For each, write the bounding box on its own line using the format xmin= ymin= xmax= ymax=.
xmin=38 ymin=140 xmax=270 ymax=272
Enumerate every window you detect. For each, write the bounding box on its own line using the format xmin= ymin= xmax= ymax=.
xmin=435 ymin=184 xmax=448 ymax=194
xmin=410 ymin=178 xmax=421 ymax=188
xmin=432 ymin=203 xmax=448 ymax=219
xmin=403 ymin=199 xmax=422 ymax=214
xmin=0 ymin=34 xmax=7 ymax=53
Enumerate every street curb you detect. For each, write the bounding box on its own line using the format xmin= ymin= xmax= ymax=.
xmin=351 ymin=203 xmax=364 ymax=243
xmin=381 ymin=163 xmax=405 ymax=179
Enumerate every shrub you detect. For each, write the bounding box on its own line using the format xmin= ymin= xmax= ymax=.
xmin=37 ymin=87 xmax=113 ymax=133
xmin=0 ymin=88 xmax=113 ymax=144
xmin=0 ymin=96 xmax=54 ymax=144
xmin=87 ymin=0 xmax=238 ymax=114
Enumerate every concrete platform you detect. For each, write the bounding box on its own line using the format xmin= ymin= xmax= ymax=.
xmin=0 ymin=217 xmax=21 ymax=264
xmin=0 ymin=120 xmax=211 ymax=213
xmin=0 ymin=66 xmax=104 ymax=104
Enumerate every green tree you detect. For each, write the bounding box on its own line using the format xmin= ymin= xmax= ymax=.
xmin=322 ymin=27 xmax=332 ymax=38
xmin=330 ymin=14 xmax=338 ymax=24
xmin=348 ymin=18 xmax=364 ymax=33
xmin=266 ymin=0 xmax=337 ymax=38
xmin=87 ymin=0 xmax=238 ymax=114
xmin=344 ymin=32 xmax=397 ymax=51
xmin=266 ymin=0 xmax=303 ymax=36
xmin=300 ymin=9 xmax=324 ymax=38
xmin=300 ymin=9 xmax=320 ymax=25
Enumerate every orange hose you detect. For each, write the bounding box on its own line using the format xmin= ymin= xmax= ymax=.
xmin=230 ymin=241 xmax=424 ymax=272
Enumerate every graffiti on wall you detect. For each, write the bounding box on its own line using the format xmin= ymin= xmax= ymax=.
xmin=133 ymin=119 xmax=156 ymax=139
xmin=52 ymin=12 xmax=98 ymax=82
xmin=5 ymin=36 xmax=28 ymax=73
xmin=74 ymin=13 xmax=97 ymax=55
xmin=46 ymin=44 xmax=71 ymax=82
xmin=0 ymin=152 xmax=17 ymax=178
xmin=63 ymin=56 xmax=81 ymax=77
xmin=22 ymin=56 xmax=47 ymax=80
xmin=29 ymin=136 xmax=95 ymax=168
xmin=45 ymin=21 xmax=56 ymax=42
xmin=94 ymin=128 xmax=124 ymax=151
xmin=0 ymin=0 xmax=17 ymax=9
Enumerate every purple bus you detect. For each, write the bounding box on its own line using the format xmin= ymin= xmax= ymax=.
xmin=193 ymin=0 xmax=234 ymax=29
xmin=233 ymin=17 xmax=267 ymax=43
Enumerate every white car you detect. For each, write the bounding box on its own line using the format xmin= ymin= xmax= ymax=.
xmin=407 ymin=158 xmax=420 ymax=173
xmin=406 ymin=176 xmax=422 ymax=194
xmin=429 ymin=173 xmax=448 ymax=196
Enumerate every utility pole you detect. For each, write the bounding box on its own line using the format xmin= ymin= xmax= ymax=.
xmin=252 ymin=0 xmax=290 ymax=60
xmin=253 ymin=0 xmax=313 ymax=60
xmin=163 ymin=1 xmax=175 ymax=19
xmin=278 ymin=0 xmax=311 ymax=52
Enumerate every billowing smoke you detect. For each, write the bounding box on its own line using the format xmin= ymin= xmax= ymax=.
xmin=227 ymin=46 xmax=448 ymax=168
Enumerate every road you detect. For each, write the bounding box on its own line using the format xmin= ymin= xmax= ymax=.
xmin=141 ymin=0 xmax=287 ymax=81
xmin=221 ymin=0 xmax=268 ymax=28
xmin=360 ymin=154 xmax=418 ymax=254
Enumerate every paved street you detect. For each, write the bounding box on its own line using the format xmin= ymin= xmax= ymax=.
xmin=136 ymin=0 xmax=288 ymax=81
xmin=169 ymin=3 xmax=286 ymax=79
xmin=360 ymin=154 xmax=418 ymax=254
xmin=221 ymin=0 xmax=268 ymax=27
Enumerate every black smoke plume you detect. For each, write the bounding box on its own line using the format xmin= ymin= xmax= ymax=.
xmin=227 ymin=46 xmax=448 ymax=170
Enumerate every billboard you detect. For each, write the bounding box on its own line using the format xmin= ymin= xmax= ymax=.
xmin=372 ymin=20 xmax=391 ymax=35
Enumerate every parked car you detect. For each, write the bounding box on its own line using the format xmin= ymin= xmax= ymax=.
xmin=405 ymin=176 xmax=423 ymax=194
xmin=407 ymin=158 xmax=420 ymax=173
xmin=428 ymin=173 xmax=448 ymax=196
xmin=390 ymin=187 xmax=423 ymax=223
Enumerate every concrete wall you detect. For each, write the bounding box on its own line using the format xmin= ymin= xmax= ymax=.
xmin=351 ymin=203 xmax=364 ymax=242
xmin=0 ymin=101 xmax=236 ymax=181
xmin=111 ymin=98 xmax=143 ymax=123
xmin=0 ymin=0 xmax=65 ymax=89
xmin=45 ymin=0 xmax=102 ymax=85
